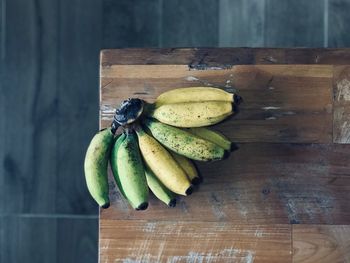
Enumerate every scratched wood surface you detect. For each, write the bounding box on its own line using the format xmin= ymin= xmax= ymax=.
xmin=99 ymin=49 xmax=350 ymax=262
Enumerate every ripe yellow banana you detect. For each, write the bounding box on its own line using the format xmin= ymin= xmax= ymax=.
xmin=145 ymin=166 xmax=176 ymax=207
xmin=110 ymin=130 xmax=149 ymax=210
xmin=155 ymin=87 xmax=234 ymax=107
xmin=84 ymin=128 xmax=114 ymax=208
xmin=144 ymin=119 xmax=227 ymax=161
xmin=169 ymin=151 xmax=201 ymax=185
xmin=187 ymin=127 xmax=232 ymax=151
xmin=146 ymin=101 xmax=233 ymax=127
xmin=136 ymin=127 xmax=193 ymax=196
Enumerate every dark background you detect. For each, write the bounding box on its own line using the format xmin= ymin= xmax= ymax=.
xmin=1 ymin=0 xmax=349 ymax=262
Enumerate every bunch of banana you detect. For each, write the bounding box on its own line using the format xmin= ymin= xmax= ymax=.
xmin=144 ymin=86 xmax=241 ymax=127
xmin=83 ymin=87 xmax=240 ymax=210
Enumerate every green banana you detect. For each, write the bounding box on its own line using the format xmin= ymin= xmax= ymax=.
xmin=110 ymin=133 xmax=127 ymax=198
xmin=145 ymin=166 xmax=176 ymax=207
xmin=84 ymin=128 xmax=114 ymax=208
xmin=144 ymin=119 xmax=227 ymax=161
xmin=187 ymin=127 xmax=232 ymax=151
xmin=110 ymin=130 xmax=149 ymax=210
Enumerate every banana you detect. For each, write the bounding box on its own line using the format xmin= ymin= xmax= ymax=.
xmin=84 ymin=128 xmax=114 ymax=208
xmin=144 ymin=119 xmax=227 ymax=161
xmin=111 ymin=130 xmax=149 ymax=210
xmin=187 ymin=127 xmax=232 ymax=151
xmin=145 ymin=166 xmax=176 ymax=207
xmin=135 ymin=127 xmax=193 ymax=196
xmin=155 ymin=87 xmax=234 ymax=106
xmin=145 ymin=101 xmax=233 ymax=127
xmin=110 ymin=133 xmax=127 ymax=198
xmin=169 ymin=151 xmax=201 ymax=185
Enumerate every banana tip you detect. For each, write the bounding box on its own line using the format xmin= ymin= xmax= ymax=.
xmin=101 ymin=202 xmax=110 ymax=209
xmin=136 ymin=202 xmax=148 ymax=211
xmin=233 ymin=94 xmax=243 ymax=105
xmin=230 ymin=143 xmax=239 ymax=152
xmin=185 ymin=186 xmax=194 ymax=196
xmin=223 ymin=150 xmax=230 ymax=160
xmin=168 ymin=199 xmax=177 ymax=207
xmin=191 ymin=177 xmax=202 ymax=185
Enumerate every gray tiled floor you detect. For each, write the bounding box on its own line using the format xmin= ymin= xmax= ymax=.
xmin=1 ymin=0 xmax=350 ymax=262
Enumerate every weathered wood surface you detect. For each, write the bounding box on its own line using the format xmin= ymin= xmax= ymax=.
xmin=101 ymin=48 xmax=350 ymax=67
xmin=102 ymin=143 xmax=350 ymax=224
xmin=100 ymin=220 xmax=292 ymax=263
xmin=100 ymin=64 xmax=333 ymax=143
xmin=333 ymin=66 xmax=350 ymax=143
xmin=100 ymin=48 xmax=350 ymax=262
xmin=293 ymin=225 xmax=350 ymax=263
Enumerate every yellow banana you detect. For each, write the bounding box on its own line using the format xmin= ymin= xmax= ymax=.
xmin=145 ymin=166 xmax=176 ymax=207
xmin=111 ymin=130 xmax=149 ymax=210
xmin=144 ymin=119 xmax=227 ymax=161
xmin=146 ymin=101 xmax=233 ymax=127
xmin=155 ymin=87 xmax=234 ymax=107
xmin=135 ymin=127 xmax=193 ymax=196
xmin=169 ymin=151 xmax=201 ymax=185
xmin=84 ymin=128 xmax=114 ymax=208
xmin=187 ymin=127 xmax=232 ymax=151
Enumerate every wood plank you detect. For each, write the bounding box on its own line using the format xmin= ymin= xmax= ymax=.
xmin=265 ymin=0 xmax=324 ymax=47
xmin=101 ymin=48 xmax=350 ymax=67
xmin=102 ymin=0 xmax=161 ymax=48
xmin=0 ymin=0 xmax=58 ymax=213
xmin=293 ymin=225 xmax=350 ymax=263
xmin=333 ymin=66 xmax=350 ymax=143
xmin=219 ymin=0 xmax=265 ymax=47
xmin=100 ymin=220 xmax=291 ymax=263
xmin=161 ymin=0 xmax=219 ymax=47
xmin=101 ymin=143 xmax=350 ymax=224
xmin=100 ymin=64 xmax=333 ymax=143
xmin=56 ymin=0 xmax=102 ymax=214
xmin=328 ymin=0 xmax=350 ymax=47
xmin=0 ymin=215 xmax=97 ymax=263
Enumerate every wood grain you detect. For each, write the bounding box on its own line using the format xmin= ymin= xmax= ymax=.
xmin=100 ymin=64 xmax=333 ymax=143
xmin=100 ymin=48 xmax=350 ymax=67
xmin=56 ymin=0 xmax=102 ymax=214
xmin=0 ymin=0 xmax=59 ymax=214
xmin=265 ymin=0 xmax=324 ymax=47
xmin=293 ymin=225 xmax=350 ymax=263
xmin=0 ymin=216 xmax=97 ymax=263
xmin=100 ymin=220 xmax=292 ymax=263
xmin=102 ymin=0 xmax=161 ymax=48
xmin=333 ymin=66 xmax=350 ymax=143
xmin=328 ymin=0 xmax=350 ymax=47
xmin=162 ymin=0 xmax=218 ymax=47
xmin=101 ymin=143 xmax=350 ymax=224
xmin=219 ymin=0 xmax=265 ymax=47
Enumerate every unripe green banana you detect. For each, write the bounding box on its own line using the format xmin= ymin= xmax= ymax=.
xmin=84 ymin=128 xmax=114 ymax=208
xmin=145 ymin=166 xmax=176 ymax=207
xmin=155 ymin=87 xmax=234 ymax=107
xmin=169 ymin=151 xmax=201 ymax=185
xmin=145 ymin=101 xmax=233 ymax=127
xmin=110 ymin=133 xmax=127 ymax=198
xmin=187 ymin=127 xmax=232 ymax=151
xmin=136 ymin=127 xmax=193 ymax=196
xmin=111 ymin=130 xmax=149 ymax=210
xmin=144 ymin=119 xmax=227 ymax=161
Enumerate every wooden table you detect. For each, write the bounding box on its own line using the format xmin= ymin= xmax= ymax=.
xmin=99 ymin=48 xmax=350 ymax=263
